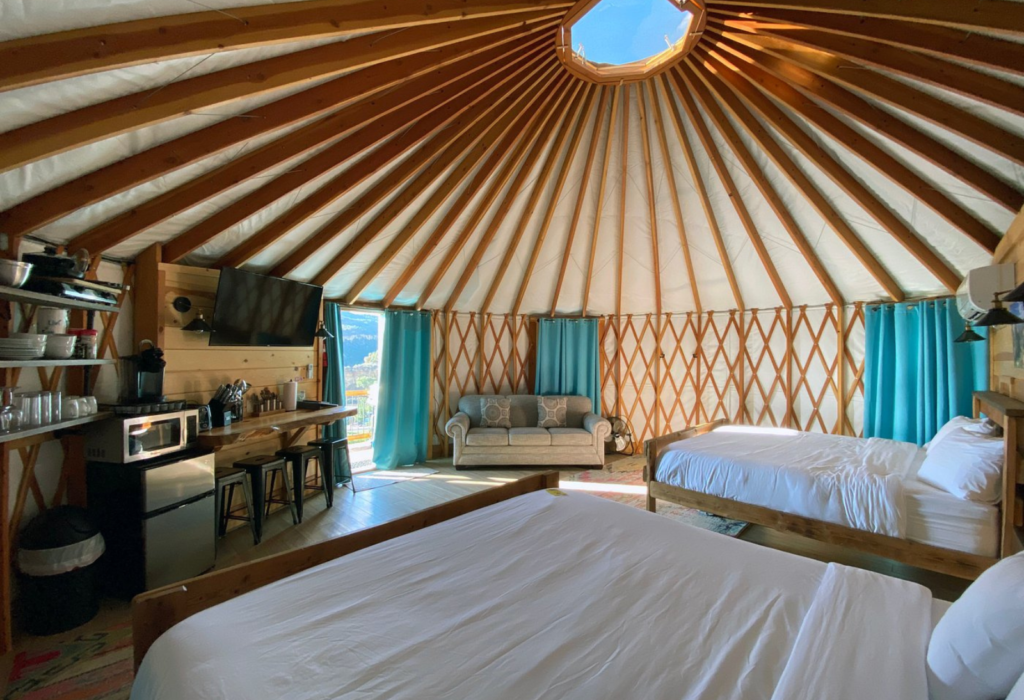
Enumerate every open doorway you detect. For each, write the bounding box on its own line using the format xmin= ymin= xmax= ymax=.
xmin=341 ymin=310 xmax=382 ymax=473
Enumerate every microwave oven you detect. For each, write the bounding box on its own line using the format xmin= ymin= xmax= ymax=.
xmin=85 ymin=409 xmax=199 ymax=464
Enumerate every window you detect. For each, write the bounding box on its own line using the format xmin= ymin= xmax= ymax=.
xmin=557 ymin=0 xmax=706 ymax=83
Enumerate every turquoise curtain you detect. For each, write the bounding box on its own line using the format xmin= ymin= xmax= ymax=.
xmin=322 ymin=303 xmax=349 ymax=481
xmin=864 ymin=299 xmax=988 ymax=445
xmin=534 ymin=318 xmax=601 ymax=413
xmin=372 ymin=310 xmax=431 ymax=470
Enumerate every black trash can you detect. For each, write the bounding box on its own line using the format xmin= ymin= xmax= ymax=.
xmin=17 ymin=506 xmax=105 ymax=636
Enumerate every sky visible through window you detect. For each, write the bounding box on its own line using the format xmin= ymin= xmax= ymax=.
xmin=572 ymin=0 xmax=693 ymax=66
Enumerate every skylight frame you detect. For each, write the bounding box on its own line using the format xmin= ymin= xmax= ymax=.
xmin=555 ymin=0 xmax=708 ymax=84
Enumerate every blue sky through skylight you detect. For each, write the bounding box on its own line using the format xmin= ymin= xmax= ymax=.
xmin=572 ymin=0 xmax=692 ymax=66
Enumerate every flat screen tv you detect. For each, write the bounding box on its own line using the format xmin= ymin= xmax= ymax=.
xmin=209 ymin=268 xmax=323 ymax=347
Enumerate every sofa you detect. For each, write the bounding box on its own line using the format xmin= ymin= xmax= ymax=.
xmin=445 ymin=394 xmax=611 ymax=469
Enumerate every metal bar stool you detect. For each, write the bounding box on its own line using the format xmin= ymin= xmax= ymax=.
xmin=215 ymin=467 xmax=259 ymax=545
xmin=308 ymin=436 xmax=351 ymax=490
xmin=276 ymin=445 xmax=330 ymax=522
xmin=234 ymin=455 xmax=297 ymax=541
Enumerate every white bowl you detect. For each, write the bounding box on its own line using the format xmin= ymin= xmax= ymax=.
xmin=44 ymin=334 xmax=77 ymax=359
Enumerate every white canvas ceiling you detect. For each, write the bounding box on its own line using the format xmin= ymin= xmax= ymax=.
xmin=1 ymin=0 xmax=1022 ymax=315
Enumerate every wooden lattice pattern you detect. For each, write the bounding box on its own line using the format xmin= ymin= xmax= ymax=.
xmin=430 ymin=306 xmax=866 ymax=455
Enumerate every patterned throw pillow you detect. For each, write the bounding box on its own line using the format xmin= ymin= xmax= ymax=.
xmin=537 ymin=396 xmax=567 ymax=428
xmin=480 ymin=397 xmax=511 ymax=429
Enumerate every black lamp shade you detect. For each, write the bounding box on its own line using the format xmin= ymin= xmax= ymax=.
xmin=974 ymin=304 xmax=1024 ymax=328
xmin=182 ymin=312 xmax=213 ymax=333
xmin=1002 ymin=282 xmax=1024 ymax=303
xmin=954 ymin=326 xmax=984 ymax=343
xmin=314 ymin=321 xmax=333 ymax=340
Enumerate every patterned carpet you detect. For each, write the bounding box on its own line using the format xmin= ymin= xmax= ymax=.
xmin=4 ymin=619 xmax=132 ymax=700
xmin=561 ymin=456 xmax=748 ymax=537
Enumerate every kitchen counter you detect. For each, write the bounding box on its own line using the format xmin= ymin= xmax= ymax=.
xmin=196 ymin=406 xmax=357 ymax=449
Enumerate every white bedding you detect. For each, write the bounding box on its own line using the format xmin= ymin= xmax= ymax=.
xmin=133 ymin=490 xmax=935 ymax=700
xmin=656 ymin=427 xmax=919 ymax=537
xmin=655 ymin=426 xmax=999 ymax=556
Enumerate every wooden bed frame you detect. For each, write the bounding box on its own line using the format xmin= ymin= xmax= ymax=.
xmin=644 ymin=391 xmax=1024 ymax=581
xmin=131 ymin=471 xmax=559 ymax=672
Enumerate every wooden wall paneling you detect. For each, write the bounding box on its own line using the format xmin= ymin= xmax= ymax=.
xmin=989 ymin=207 xmax=1024 ymax=402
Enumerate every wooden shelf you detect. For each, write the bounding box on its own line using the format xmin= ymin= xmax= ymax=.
xmin=0 ymin=411 xmax=111 ymax=445
xmin=0 ymin=285 xmax=120 ymax=313
xmin=0 ymin=358 xmax=116 ymax=369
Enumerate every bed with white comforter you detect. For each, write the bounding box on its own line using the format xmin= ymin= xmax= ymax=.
xmin=132 ymin=489 xmax=937 ymax=700
xmin=654 ymin=426 xmax=999 ymax=556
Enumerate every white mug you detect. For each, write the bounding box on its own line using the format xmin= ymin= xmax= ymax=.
xmin=64 ymin=397 xmax=80 ymax=419
xmin=36 ymin=307 xmax=68 ymax=335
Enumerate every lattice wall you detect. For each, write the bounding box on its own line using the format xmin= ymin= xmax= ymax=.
xmin=430 ymin=304 xmax=866 ymax=456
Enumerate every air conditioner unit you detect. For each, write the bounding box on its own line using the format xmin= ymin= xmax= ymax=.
xmin=956 ymin=263 xmax=1015 ymax=322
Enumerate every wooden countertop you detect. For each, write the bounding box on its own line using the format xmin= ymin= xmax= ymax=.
xmin=197 ymin=405 xmax=357 ymax=448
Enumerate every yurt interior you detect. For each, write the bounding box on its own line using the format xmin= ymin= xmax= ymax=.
xmin=1 ymin=1 xmax=1024 ymax=698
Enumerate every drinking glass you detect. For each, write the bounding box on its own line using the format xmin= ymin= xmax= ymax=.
xmin=38 ymin=392 xmax=52 ymax=425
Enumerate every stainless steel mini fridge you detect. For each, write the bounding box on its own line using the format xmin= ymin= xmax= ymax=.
xmin=87 ymin=447 xmax=216 ymax=598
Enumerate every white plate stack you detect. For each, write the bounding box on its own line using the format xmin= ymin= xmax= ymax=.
xmin=0 ymin=335 xmax=47 ymax=361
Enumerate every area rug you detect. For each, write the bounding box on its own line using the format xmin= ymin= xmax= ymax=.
xmin=4 ymin=620 xmax=132 ymax=700
xmin=561 ymin=466 xmax=748 ymax=537
xmin=350 ymin=467 xmax=438 ymax=492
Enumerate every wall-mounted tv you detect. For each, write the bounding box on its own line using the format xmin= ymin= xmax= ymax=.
xmin=209 ymin=268 xmax=323 ymax=347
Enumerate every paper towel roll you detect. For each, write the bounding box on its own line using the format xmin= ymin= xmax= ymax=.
xmin=282 ymin=380 xmax=298 ymax=411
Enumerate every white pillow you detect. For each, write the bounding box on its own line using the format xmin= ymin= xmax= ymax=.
xmin=963 ymin=417 xmax=1003 ymax=438
xmin=927 ymin=415 xmax=983 ymax=450
xmin=916 ymin=428 xmax=1003 ymax=503
xmin=928 ymin=553 xmax=1024 ymax=700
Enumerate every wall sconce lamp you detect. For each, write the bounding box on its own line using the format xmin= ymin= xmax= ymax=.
xmin=973 ymin=282 xmax=1024 ymax=328
xmin=314 ymin=320 xmax=333 ymax=340
xmin=174 ymin=295 xmax=214 ymax=334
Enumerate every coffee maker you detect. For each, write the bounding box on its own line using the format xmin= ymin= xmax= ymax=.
xmin=119 ymin=340 xmax=166 ymax=404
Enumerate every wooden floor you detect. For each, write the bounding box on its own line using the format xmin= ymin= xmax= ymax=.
xmin=0 ymin=457 xmax=970 ymax=695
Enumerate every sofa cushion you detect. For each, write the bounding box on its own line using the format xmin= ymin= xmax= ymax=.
xmin=466 ymin=427 xmax=508 ymax=447
xmin=508 ymin=427 xmax=551 ymax=446
xmin=538 ymin=396 xmax=568 ymax=428
xmin=508 ymin=394 xmax=539 ymax=428
xmin=564 ymin=396 xmax=592 ymax=429
xmin=480 ymin=397 xmax=512 ymax=429
xmin=549 ymin=427 xmax=592 ymax=446
xmin=457 ymin=395 xmax=485 ymax=428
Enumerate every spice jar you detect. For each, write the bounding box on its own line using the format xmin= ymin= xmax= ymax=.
xmin=70 ymin=329 xmax=99 ymax=359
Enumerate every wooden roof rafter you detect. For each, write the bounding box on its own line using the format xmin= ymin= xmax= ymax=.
xmin=549 ymin=88 xmax=611 ymax=316
xmin=477 ymin=86 xmax=592 ymax=315
xmin=510 ymin=87 xmax=598 ymax=317
xmin=702 ymin=36 xmax=1002 ymax=253
xmin=659 ymin=69 xmax=745 ymax=312
xmin=343 ymin=71 xmax=571 ymax=304
xmin=410 ymin=78 xmax=580 ymax=311
xmin=681 ymin=58 xmax=903 ymax=302
xmin=672 ymin=67 xmax=842 ymax=306
xmin=581 ymin=87 xmax=622 ymax=317
xmin=262 ymin=52 xmax=555 ymax=277
xmin=707 ymin=6 xmax=1024 ymax=76
xmin=0 ymin=11 xmax=561 ymax=176
xmin=637 ymin=81 xmax=664 ymax=319
xmin=0 ymin=23 xmax=554 ymax=239
xmin=695 ymin=46 xmax=962 ymax=292
xmin=0 ymin=0 xmax=572 ymax=91
xmin=649 ymin=76 xmax=701 ymax=314
xmin=704 ymin=23 xmax=1023 ymax=214
xmin=311 ymin=60 xmax=562 ymax=289
xmin=164 ymin=41 xmax=553 ymax=264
